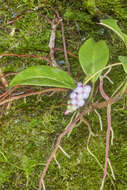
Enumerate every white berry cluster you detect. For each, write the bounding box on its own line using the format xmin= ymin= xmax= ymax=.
xmin=65 ymin=82 xmax=91 ymax=115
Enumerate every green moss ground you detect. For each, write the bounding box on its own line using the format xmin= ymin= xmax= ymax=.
xmin=0 ymin=0 xmax=127 ymax=189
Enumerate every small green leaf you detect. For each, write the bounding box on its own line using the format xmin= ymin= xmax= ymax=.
xmin=119 ymin=56 xmax=127 ymax=73
xmin=100 ymin=19 xmax=127 ymax=47
xmin=79 ymin=38 xmax=109 ymax=83
xmin=9 ymin=65 xmax=76 ymax=89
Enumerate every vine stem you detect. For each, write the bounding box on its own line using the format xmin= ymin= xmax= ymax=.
xmin=84 ymin=62 xmax=122 ymax=85
xmin=99 ymin=76 xmax=112 ymax=190
xmin=0 ymin=53 xmax=51 ymax=63
xmin=100 ymin=104 xmax=111 ymax=190
xmin=39 ymin=110 xmax=87 ymax=190
xmin=0 ymin=88 xmax=67 ymax=106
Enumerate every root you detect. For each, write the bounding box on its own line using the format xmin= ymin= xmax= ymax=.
xmin=58 ymin=145 xmax=70 ymax=159
xmin=39 ymin=110 xmax=86 ymax=190
xmin=94 ymin=109 xmax=103 ymax=130
xmin=99 ymin=75 xmax=113 ymax=190
xmin=100 ymin=104 xmax=111 ymax=190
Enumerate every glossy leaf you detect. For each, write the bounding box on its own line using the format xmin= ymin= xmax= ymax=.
xmin=100 ymin=19 xmax=127 ymax=47
xmin=79 ymin=38 xmax=109 ymax=83
xmin=9 ymin=65 xmax=76 ymax=89
xmin=119 ymin=56 xmax=127 ymax=73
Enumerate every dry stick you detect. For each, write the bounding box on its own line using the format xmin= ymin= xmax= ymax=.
xmin=48 ymin=14 xmax=62 ymax=67
xmin=0 ymin=53 xmax=51 ymax=63
xmin=99 ymin=77 xmax=112 ymax=190
xmin=39 ymin=110 xmax=87 ymax=190
xmin=61 ymin=21 xmax=70 ymax=74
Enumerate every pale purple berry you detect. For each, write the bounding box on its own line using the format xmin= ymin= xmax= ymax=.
xmin=74 ymin=86 xmax=83 ymax=94
xmin=77 ymin=82 xmax=83 ymax=87
xmin=65 ymin=83 xmax=91 ymax=114
xmin=83 ymin=85 xmax=91 ymax=94
xmin=82 ymin=91 xmax=89 ymax=99
xmin=70 ymin=98 xmax=77 ymax=105
xmin=76 ymin=93 xmax=84 ymax=100
xmin=70 ymin=92 xmax=77 ymax=99
xmin=77 ymin=99 xmax=85 ymax=107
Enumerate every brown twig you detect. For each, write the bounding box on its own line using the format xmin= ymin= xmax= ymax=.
xmin=47 ymin=13 xmax=62 ymax=67
xmin=7 ymin=15 xmax=24 ymax=25
xmin=53 ymin=9 xmax=70 ymax=73
xmin=0 ymin=53 xmax=51 ymax=63
xmin=55 ymin=47 xmax=78 ymax=59
xmin=0 ymin=88 xmax=67 ymax=106
xmin=61 ymin=21 xmax=70 ymax=74
xmin=0 ymin=86 xmax=20 ymax=100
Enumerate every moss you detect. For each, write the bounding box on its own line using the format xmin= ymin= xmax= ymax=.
xmin=0 ymin=0 xmax=127 ymax=189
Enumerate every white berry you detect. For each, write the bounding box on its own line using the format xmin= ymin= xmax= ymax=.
xmin=70 ymin=98 xmax=77 ymax=105
xmin=70 ymin=92 xmax=77 ymax=99
xmin=74 ymin=87 xmax=83 ymax=94
xmin=83 ymin=85 xmax=91 ymax=94
xmin=77 ymin=99 xmax=85 ymax=107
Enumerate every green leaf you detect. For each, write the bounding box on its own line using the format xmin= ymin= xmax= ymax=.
xmin=100 ymin=19 xmax=127 ymax=47
xmin=9 ymin=65 xmax=76 ymax=89
xmin=119 ymin=56 xmax=127 ymax=73
xmin=79 ymin=38 xmax=109 ymax=83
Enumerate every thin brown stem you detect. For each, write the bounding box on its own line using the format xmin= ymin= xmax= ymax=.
xmin=7 ymin=15 xmax=24 ymax=25
xmin=47 ymin=13 xmax=62 ymax=67
xmin=61 ymin=21 xmax=70 ymax=74
xmin=55 ymin=48 xmax=78 ymax=59
xmin=39 ymin=110 xmax=87 ymax=190
xmin=0 ymin=88 xmax=67 ymax=106
xmin=0 ymin=53 xmax=51 ymax=63
xmin=99 ymin=76 xmax=112 ymax=190
xmin=100 ymin=104 xmax=111 ymax=190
